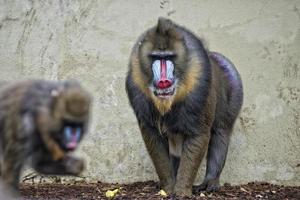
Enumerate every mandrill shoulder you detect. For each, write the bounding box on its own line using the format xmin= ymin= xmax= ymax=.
xmin=19 ymin=81 xmax=60 ymax=114
xmin=126 ymin=74 xmax=158 ymax=125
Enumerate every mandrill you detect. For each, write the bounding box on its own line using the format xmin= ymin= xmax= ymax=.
xmin=0 ymin=79 xmax=91 ymax=195
xmin=126 ymin=18 xmax=243 ymax=196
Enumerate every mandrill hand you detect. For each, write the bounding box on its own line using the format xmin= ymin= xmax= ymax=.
xmin=62 ymin=155 xmax=85 ymax=175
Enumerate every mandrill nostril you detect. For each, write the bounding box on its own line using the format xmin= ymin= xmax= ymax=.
xmin=157 ymin=79 xmax=172 ymax=89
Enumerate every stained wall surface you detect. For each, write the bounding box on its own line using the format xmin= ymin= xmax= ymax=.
xmin=0 ymin=0 xmax=299 ymax=185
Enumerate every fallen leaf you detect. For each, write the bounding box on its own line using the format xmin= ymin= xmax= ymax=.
xmin=158 ymin=189 xmax=168 ymax=197
xmin=105 ymin=188 xmax=120 ymax=198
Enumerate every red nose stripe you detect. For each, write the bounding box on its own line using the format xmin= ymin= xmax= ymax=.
xmin=157 ymin=59 xmax=172 ymax=89
xmin=160 ymin=59 xmax=167 ymax=79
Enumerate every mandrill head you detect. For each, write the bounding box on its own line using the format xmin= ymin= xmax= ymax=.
xmin=138 ymin=18 xmax=188 ymax=101
xmin=133 ymin=18 xmax=203 ymax=114
xmin=51 ymin=80 xmax=91 ymax=152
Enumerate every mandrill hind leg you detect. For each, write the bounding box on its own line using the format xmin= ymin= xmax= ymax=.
xmin=194 ymin=128 xmax=231 ymax=192
xmin=1 ymin=146 xmax=26 ymax=191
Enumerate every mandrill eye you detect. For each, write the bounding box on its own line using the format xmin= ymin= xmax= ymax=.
xmin=149 ymin=51 xmax=176 ymax=58
xmin=152 ymin=59 xmax=175 ymax=89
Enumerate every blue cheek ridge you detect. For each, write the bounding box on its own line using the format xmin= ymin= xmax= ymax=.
xmin=64 ymin=126 xmax=82 ymax=141
xmin=64 ymin=126 xmax=72 ymax=141
xmin=166 ymin=60 xmax=174 ymax=80
xmin=152 ymin=60 xmax=161 ymax=82
xmin=76 ymin=128 xmax=81 ymax=140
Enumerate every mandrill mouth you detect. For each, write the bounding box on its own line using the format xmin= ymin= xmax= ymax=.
xmin=63 ymin=121 xmax=84 ymax=151
xmin=153 ymin=84 xmax=176 ymax=99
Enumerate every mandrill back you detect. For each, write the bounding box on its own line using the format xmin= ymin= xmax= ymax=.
xmin=0 ymin=79 xmax=91 ymax=195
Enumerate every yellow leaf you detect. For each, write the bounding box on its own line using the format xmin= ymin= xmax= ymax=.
xmin=105 ymin=188 xmax=119 ymax=198
xmin=158 ymin=189 xmax=168 ymax=197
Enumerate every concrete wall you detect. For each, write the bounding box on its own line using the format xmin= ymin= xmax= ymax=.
xmin=0 ymin=0 xmax=299 ymax=186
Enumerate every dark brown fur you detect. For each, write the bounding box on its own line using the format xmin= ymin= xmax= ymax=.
xmin=0 ymin=80 xmax=91 ymax=195
xmin=126 ymin=18 xmax=243 ymax=196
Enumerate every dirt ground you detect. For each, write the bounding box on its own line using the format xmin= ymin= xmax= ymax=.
xmin=20 ymin=181 xmax=300 ymax=200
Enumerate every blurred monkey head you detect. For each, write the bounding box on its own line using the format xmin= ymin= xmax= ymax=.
xmin=50 ymin=80 xmax=91 ymax=152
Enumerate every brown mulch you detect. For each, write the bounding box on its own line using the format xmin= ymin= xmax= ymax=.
xmin=20 ymin=181 xmax=300 ymax=200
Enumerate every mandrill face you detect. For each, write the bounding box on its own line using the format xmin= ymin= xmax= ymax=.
xmin=61 ymin=120 xmax=85 ymax=151
xmin=150 ymin=53 xmax=176 ymax=99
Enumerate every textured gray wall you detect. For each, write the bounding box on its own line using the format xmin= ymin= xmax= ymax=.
xmin=0 ymin=0 xmax=299 ymax=186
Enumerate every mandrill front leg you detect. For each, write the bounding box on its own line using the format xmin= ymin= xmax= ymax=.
xmin=140 ymin=125 xmax=175 ymax=193
xmin=36 ymin=108 xmax=66 ymax=161
xmin=174 ymin=129 xmax=210 ymax=196
xmin=1 ymin=145 xmax=26 ymax=192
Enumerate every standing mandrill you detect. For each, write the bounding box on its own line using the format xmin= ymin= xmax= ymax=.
xmin=126 ymin=18 xmax=243 ymax=196
xmin=0 ymin=80 xmax=91 ymax=195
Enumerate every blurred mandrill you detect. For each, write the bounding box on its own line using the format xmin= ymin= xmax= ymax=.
xmin=0 ymin=80 xmax=91 ymax=194
xmin=126 ymin=18 xmax=243 ymax=196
